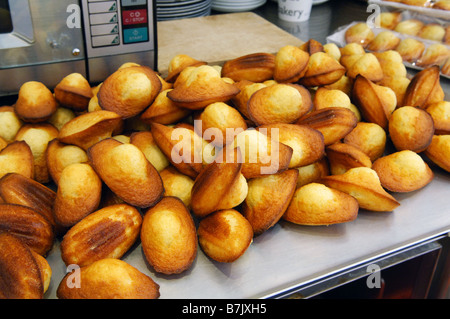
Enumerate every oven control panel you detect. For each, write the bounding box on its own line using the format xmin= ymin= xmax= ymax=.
xmin=81 ymin=0 xmax=155 ymax=58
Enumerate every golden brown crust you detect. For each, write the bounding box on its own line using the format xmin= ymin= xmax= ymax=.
xmin=321 ymin=167 xmax=400 ymax=211
xmin=372 ymin=150 xmax=434 ymax=192
xmin=299 ymin=39 xmax=324 ymax=55
xmin=191 ymin=147 xmax=247 ymax=218
xmin=165 ymin=54 xmax=207 ymax=83
xmin=0 ymin=233 xmax=44 ymax=299
xmin=426 ymin=101 xmax=450 ymax=135
xmin=257 ymin=123 xmax=325 ymax=169
xmin=242 ymin=169 xmax=298 ymax=235
xmin=150 ymin=122 xmax=205 ymax=178
xmin=394 ymin=19 xmax=424 ymax=36
xmin=159 ymin=166 xmax=194 ymax=208
xmin=283 ymin=182 xmax=359 ymax=225
xmin=229 ymin=129 xmax=293 ymax=179
xmin=416 ymin=43 xmax=450 ymax=68
xmin=395 ymin=38 xmax=426 ymax=63
xmin=15 ymin=123 xmax=59 ymax=184
xmin=98 ymin=66 xmax=162 ymax=119
xmin=0 ymin=141 xmax=34 ymax=180
xmin=87 ymin=138 xmax=164 ymax=208
xmin=0 ymin=204 xmax=54 ymax=256
xmin=297 ymin=107 xmax=358 ymax=146
xmin=53 ymin=163 xmax=102 ymax=227
xmin=424 ymin=135 xmax=450 ymax=172
xmin=247 ymin=84 xmax=307 ymax=125
xmin=197 ymin=209 xmax=253 ymax=263
xmin=299 ymin=52 xmax=346 ymax=87
xmin=61 ymin=204 xmax=142 ymax=267
xmin=367 ymin=31 xmax=401 ymax=52
xmin=343 ymin=122 xmax=387 ymax=161
xmin=141 ymin=197 xmax=197 ymax=274
xmin=140 ymin=89 xmax=191 ymax=125
xmin=58 ymin=110 xmax=123 ymax=150
xmin=274 ymin=45 xmax=309 ymax=83
xmin=54 ymin=73 xmax=93 ymax=112
xmin=326 ymin=142 xmax=373 ymax=175
xmin=129 ymin=130 xmax=169 ymax=172
xmin=221 ymin=52 xmax=275 ymax=82
xmin=57 ymin=258 xmax=160 ymax=299
xmin=346 ymin=53 xmax=384 ymax=82
xmin=14 ymin=81 xmax=58 ymax=123
xmin=168 ymin=65 xmax=240 ymax=110
xmin=388 ymin=106 xmax=435 ymax=152
xmin=231 ymin=81 xmax=267 ymax=120
xmin=345 ymin=23 xmax=375 ymax=47
xmin=352 ymin=75 xmax=396 ymax=130
xmin=0 ymin=173 xmax=57 ymax=231
xmin=0 ymin=106 xmax=22 ymax=143
xmin=402 ymin=66 xmax=444 ymax=108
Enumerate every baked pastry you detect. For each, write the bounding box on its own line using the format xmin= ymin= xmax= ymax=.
xmin=88 ymin=138 xmax=164 ymax=208
xmin=60 ymin=204 xmax=142 ymax=267
xmin=53 ymin=163 xmax=102 ymax=227
xmin=129 ymin=130 xmax=169 ymax=172
xmin=231 ymin=81 xmax=267 ymax=119
xmin=191 ymin=147 xmax=248 ymax=218
xmin=141 ymin=197 xmax=197 ymax=274
xmin=378 ymin=76 xmax=410 ymax=108
xmin=352 ymin=75 xmax=397 ymax=130
xmin=242 ymin=169 xmax=298 ymax=235
xmin=394 ymin=19 xmax=424 ymax=36
xmin=0 ymin=106 xmax=22 ymax=142
xmin=373 ymin=150 xmax=433 ymax=192
xmin=48 ymin=107 xmax=76 ymax=131
xmin=402 ymin=66 xmax=444 ymax=109
xmin=297 ymin=107 xmax=358 ymax=146
xmin=247 ymin=83 xmax=307 ymax=125
xmin=15 ymin=123 xmax=59 ymax=184
xmin=299 ymin=52 xmax=346 ymax=87
xmin=389 ymin=106 xmax=434 ymax=152
xmin=346 ymin=53 xmax=384 ymax=82
xmin=323 ymin=43 xmax=341 ymax=61
xmin=196 ymin=101 xmax=247 ymax=147
xmin=418 ymin=24 xmax=446 ymax=42
xmin=375 ymin=11 xmax=402 ymax=30
xmin=54 ymin=73 xmax=93 ymax=112
xmin=14 ymin=81 xmax=58 ymax=123
xmin=326 ymin=142 xmax=372 ymax=175
xmin=313 ymin=87 xmax=361 ymax=120
xmin=340 ymin=43 xmax=366 ymax=57
xmin=257 ymin=123 xmax=325 ymax=169
xmin=367 ymin=31 xmax=401 ymax=52
xmin=150 ymin=122 xmax=207 ymax=178
xmin=140 ymin=89 xmax=191 ymax=125
xmin=45 ymin=138 xmax=89 ymax=184
xmin=424 ymin=134 xmax=450 ymax=172
xmin=401 ymin=0 xmax=431 ymax=6
xmin=159 ymin=166 xmax=194 ymax=208
xmin=324 ymin=75 xmax=354 ymax=96
xmin=426 ymin=101 xmax=450 ymax=134
xmin=299 ymin=38 xmax=324 ymax=55
xmin=441 ymin=57 xmax=450 ymax=76
xmin=57 ymin=258 xmax=160 ymax=299
xmin=395 ymin=38 xmax=426 ymax=63
xmin=221 ymin=52 xmax=275 ymax=82
xmin=321 ymin=167 xmax=400 ymax=211
xmin=0 ymin=203 xmax=54 ymax=256
xmin=0 ymin=173 xmax=57 ymax=232
xmin=0 ymin=141 xmax=34 ymax=180
xmin=58 ymin=110 xmax=123 ymax=150
xmin=197 ymin=209 xmax=253 ymax=263
xmin=373 ymin=50 xmax=407 ymax=79
xmin=343 ymin=122 xmax=387 ymax=161
xmin=98 ymin=66 xmax=162 ymax=119
xmin=283 ymin=182 xmax=358 ymax=226
xmin=295 ymin=158 xmax=329 ymax=188
xmin=168 ymin=65 xmax=240 ymax=110
xmin=433 ymin=0 xmax=450 ymax=10
xmin=273 ymin=45 xmax=309 ymax=83
xmin=165 ymin=54 xmax=207 ymax=83
xmin=0 ymin=233 xmax=45 ymax=299
xmin=345 ymin=22 xmax=375 ymax=47
xmin=228 ymin=128 xmax=293 ymax=178
xmin=417 ymin=43 xmax=450 ymax=67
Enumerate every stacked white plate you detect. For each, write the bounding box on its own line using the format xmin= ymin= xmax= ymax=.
xmin=211 ymin=0 xmax=267 ymax=13
xmin=156 ymin=0 xmax=212 ymax=21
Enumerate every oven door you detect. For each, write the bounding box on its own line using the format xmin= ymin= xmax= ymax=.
xmin=0 ymin=0 xmax=86 ymax=96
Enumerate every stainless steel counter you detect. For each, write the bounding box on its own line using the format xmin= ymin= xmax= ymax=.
xmin=42 ymin=0 xmax=450 ymax=299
